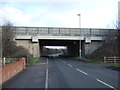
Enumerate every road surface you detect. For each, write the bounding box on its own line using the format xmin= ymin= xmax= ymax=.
xmin=48 ymin=58 xmax=119 ymax=89
xmin=2 ymin=57 xmax=119 ymax=89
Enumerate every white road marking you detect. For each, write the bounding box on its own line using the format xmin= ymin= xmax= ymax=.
xmin=62 ymin=61 xmax=66 ymax=63
xmin=97 ymin=79 xmax=117 ymax=90
xmin=76 ymin=69 xmax=88 ymax=75
xmin=67 ymin=64 xmax=72 ymax=67
xmin=45 ymin=58 xmax=49 ymax=89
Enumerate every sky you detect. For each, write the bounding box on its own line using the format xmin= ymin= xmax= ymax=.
xmin=45 ymin=46 xmax=67 ymax=49
xmin=0 ymin=0 xmax=119 ymax=28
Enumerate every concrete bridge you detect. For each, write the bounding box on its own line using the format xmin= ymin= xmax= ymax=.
xmin=7 ymin=26 xmax=117 ymax=57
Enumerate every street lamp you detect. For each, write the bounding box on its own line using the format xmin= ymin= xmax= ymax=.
xmin=77 ymin=14 xmax=81 ymax=28
xmin=77 ymin=14 xmax=81 ymax=58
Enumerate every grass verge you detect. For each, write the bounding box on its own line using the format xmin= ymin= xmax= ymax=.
xmin=29 ymin=57 xmax=40 ymax=65
xmin=73 ymin=57 xmax=120 ymax=68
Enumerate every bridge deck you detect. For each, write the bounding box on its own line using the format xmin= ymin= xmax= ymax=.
xmin=13 ymin=26 xmax=117 ymax=36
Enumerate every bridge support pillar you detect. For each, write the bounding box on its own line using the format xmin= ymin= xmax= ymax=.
xmin=32 ymin=42 xmax=40 ymax=57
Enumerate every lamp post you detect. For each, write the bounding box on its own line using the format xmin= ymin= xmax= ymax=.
xmin=77 ymin=14 xmax=81 ymax=58
xmin=77 ymin=14 xmax=81 ymax=28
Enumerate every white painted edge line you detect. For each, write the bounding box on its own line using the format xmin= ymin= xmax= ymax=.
xmin=67 ymin=64 xmax=72 ymax=67
xmin=97 ymin=79 xmax=117 ymax=90
xmin=76 ymin=69 xmax=88 ymax=75
xmin=45 ymin=58 xmax=49 ymax=89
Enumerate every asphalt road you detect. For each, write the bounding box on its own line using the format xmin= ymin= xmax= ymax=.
xmin=48 ymin=58 xmax=119 ymax=89
xmin=2 ymin=57 xmax=119 ymax=89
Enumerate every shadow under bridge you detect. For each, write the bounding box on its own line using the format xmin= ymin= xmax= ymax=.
xmin=39 ymin=39 xmax=85 ymax=57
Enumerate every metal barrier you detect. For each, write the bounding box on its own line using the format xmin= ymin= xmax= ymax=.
xmin=13 ymin=26 xmax=118 ymax=36
xmin=104 ymin=57 xmax=120 ymax=63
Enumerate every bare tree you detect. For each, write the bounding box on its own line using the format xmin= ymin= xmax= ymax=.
xmin=2 ymin=21 xmax=32 ymax=61
xmin=2 ymin=21 xmax=16 ymax=57
xmin=86 ymin=22 xmax=119 ymax=61
xmin=2 ymin=22 xmax=16 ymax=56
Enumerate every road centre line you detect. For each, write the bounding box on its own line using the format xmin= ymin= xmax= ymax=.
xmin=60 ymin=59 xmax=117 ymax=90
xmin=76 ymin=69 xmax=88 ymax=75
xmin=62 ymin=61 xmax=66 ymax=63
xmin=67 ymin=64 xmax=72 ymax=67
xmin=97 ymin=79 xmax=117 ymax=90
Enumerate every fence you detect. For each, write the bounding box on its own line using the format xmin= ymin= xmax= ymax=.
xmin=104 ymin=57 xmax=120 ymax=63
xmin=0 ymin=58 xmax=26 ymax=84
xmin=13 ymin=26 xmax=118 ymax=36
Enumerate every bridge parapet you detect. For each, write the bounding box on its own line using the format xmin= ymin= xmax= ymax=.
xmin=14 ymin=26 xmax=117 ymax=36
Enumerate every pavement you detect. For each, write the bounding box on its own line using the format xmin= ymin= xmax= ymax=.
xmin=2 ymin=58 xmax=47 ymax=89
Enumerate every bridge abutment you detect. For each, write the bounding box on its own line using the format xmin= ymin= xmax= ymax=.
xmin=85 ymin=41 xmax=103 ymax=55
xmin=15 ymin=40 xmax=40 ymax=57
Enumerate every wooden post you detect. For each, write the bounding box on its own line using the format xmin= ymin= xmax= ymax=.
xmin=114 ymin=56 xmax=116 ymax=66
xmin=104 ymin=57 xmax=106 ymax=63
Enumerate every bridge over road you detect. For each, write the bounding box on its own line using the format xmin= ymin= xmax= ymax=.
xmin=1 ymin=26 xmax=117 ymax=57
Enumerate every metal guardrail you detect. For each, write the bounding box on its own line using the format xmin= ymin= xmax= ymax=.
xmin=13 ymin=26 xmax=118 ymax=36
xmin=104 ymin=57 xmax=120 ymax=63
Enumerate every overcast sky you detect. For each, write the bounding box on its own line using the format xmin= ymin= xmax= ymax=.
xmin=0 ymin=0 xmax=119 ymax=28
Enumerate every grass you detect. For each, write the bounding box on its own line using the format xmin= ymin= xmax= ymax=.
xmin=73 ymin=57 xmax=120 ymax=68
xmin=29 ymin=57 xmax=40 ymax=65
xmin=112 ymin=63 xmax=120 ymax=68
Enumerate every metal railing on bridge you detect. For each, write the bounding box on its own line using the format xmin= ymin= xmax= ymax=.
xmin=13 ymin=27 xmax=118 ymax=36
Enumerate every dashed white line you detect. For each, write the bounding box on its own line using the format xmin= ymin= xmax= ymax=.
xmin=67 ymin=64 xmax=72 ymax=67
xmin=62 ymin=61 xmax=66 ymax=63
xmin=76 ymin=69 xmax=88 ymax=75
xmin=97 ymin=79 xmax=117 ymax=90
xmin=59 ymin=60 xmax=62 ymax=61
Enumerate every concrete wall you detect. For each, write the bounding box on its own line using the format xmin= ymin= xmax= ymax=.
xmin=85 ymin=41 xmax=103 ymax=55
xmin=15 ymin=40 xmax=40 ymax=57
